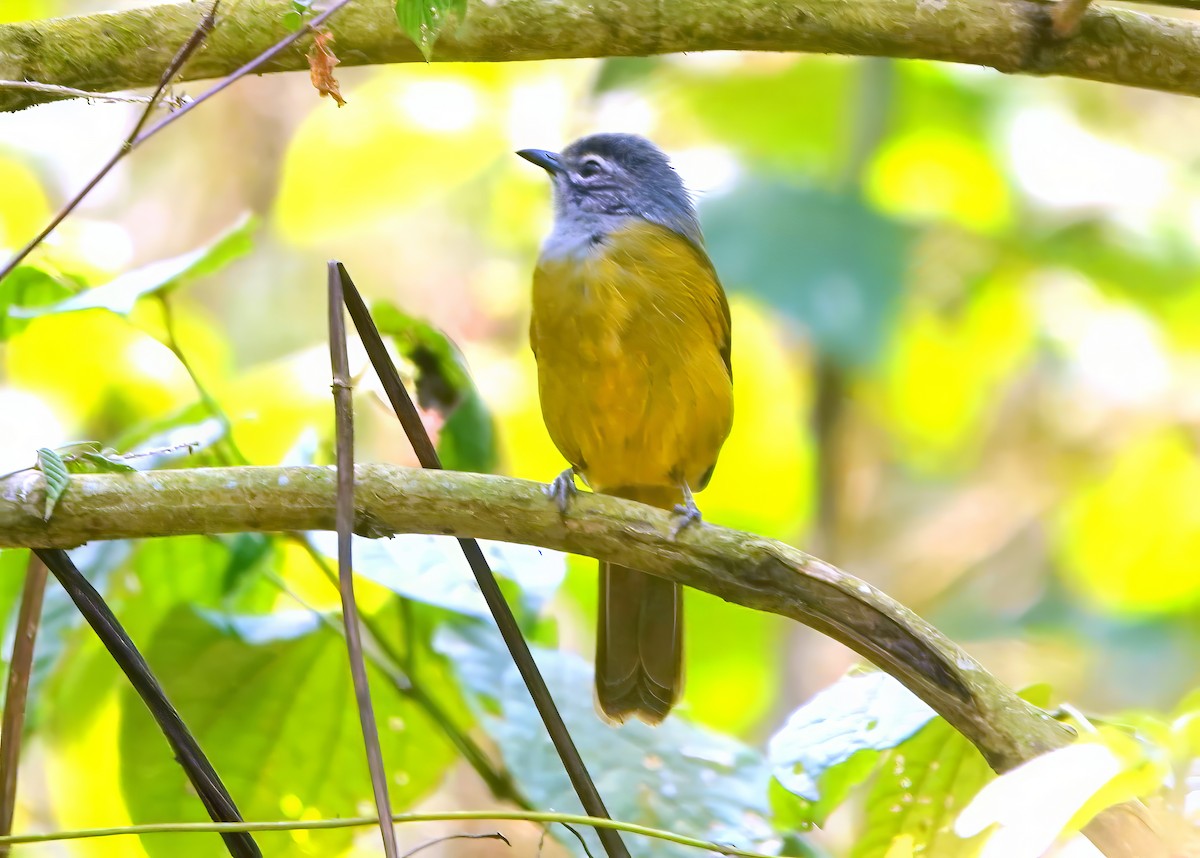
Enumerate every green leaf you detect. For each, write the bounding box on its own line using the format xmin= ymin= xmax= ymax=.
xmin=702 ymin=181 xmax=911 ymax=368
xmin=394 ymin=0 xmax=467 ymax=61
xmin=0 ymin=265 xmax=73 ymax=340
xmin=372 ymin=299 xmax=498 ymax=472
xmin=852 ymin=717 xmax=991 ymax=858
xmin=282 ymin=0 xmax=312 ymax=29
xmin=769 ymin=671 xmax=936 ymax=822
xmin=307 ymin=532 xmax=565 ymax=621
xmin=119 ymin=606 xmax=456 ymax=858
xmin=436 ymin=623 xmax=780 ymax=858
xmin=13 ymin=213 xmax=257 ymax=319
xmin=67 ymin=450 xmax=137 ymax=474
xmin=35 ymin=447 xmax=68 ymax=521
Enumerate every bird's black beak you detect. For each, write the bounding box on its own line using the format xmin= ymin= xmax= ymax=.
xmin=517 ymin=148 xmax=564 ymax=175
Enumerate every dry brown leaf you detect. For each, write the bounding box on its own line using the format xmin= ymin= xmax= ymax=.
xmin=307 ymin=31 xmax=346 ymax=107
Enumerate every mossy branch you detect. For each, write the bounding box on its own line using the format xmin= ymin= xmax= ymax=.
xmin=0 ymin=463 xmax=1069 ymax=767
xmin=0 ymin=464 xmax=1171 ymax=855
xmin=3 ymin=0 xmax=1200 ymax=113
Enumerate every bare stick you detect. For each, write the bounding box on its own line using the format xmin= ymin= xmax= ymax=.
xmin=327 ymin=263 xmax=399 ymax=858
xmin=335 ymin=263 xmax=631 ymax=858
xmin=0 ymin=0 xmax=354 ymax=283
xmin=0 ymin=554 xmax=48 ymax=855
xmin=0 ymin=80 xmax=186 ymax=106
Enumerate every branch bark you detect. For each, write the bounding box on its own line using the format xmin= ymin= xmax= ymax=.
xmin=3 ymin=0 xmax=1200 ymax=113
xmin=0 ymin=463 xmax=1065 ymax=768
xmin=0 ymin=464 xmax=1172 ymax=855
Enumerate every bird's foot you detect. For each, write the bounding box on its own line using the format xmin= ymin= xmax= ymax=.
xmin=545 ymin=467 xmax=579 ymax=514
xmin=669 ymin=483 xmax=702 ymax=540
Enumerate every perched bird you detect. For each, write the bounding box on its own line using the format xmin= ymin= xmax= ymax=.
xmin=518 ymin=133 xmax=733 ymax=725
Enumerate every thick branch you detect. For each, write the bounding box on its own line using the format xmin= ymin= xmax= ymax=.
xmin=0 ymin=464 xmax=1171 ymax=856
xmin=2 ymin=464 xmax=1063 ymax=770
xmin=3 ymin=0 xmax=1200 ymax=112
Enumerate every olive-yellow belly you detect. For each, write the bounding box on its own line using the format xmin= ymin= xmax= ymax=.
xmin=530 ymin=221 xmax=733 ymax=494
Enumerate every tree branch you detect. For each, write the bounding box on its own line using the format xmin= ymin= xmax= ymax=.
xmin=0 ymin=464 xmax=1173 ymax=855
xmin=3 ymin=0 xmax=1200 ymax=113
xmin=0 ymin=464 xmax=1062 ymax=770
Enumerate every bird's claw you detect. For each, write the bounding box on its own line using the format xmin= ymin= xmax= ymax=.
xmin=669 ymin=494 xmax=703 ymax=541
xmin=545 ymin=468 xmax=579 ymax=514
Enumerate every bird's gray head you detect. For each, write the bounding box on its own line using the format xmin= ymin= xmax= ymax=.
xmin=517 ymin=133 xmax=703 ymax=250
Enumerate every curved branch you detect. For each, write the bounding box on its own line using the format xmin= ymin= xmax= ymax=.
xmin=2 ymin=463 xmax=1064 ymax=770
xmin=2 ymin=0 xmax=1200 ymax=113
xmin=0 ymin=464 xmax=1171 ymax=855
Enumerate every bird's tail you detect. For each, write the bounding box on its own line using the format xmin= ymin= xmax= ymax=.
xmin=595 ymin=485 xmax=683 ymax=725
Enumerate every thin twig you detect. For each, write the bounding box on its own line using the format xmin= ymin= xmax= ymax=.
xmin=336 ymin=263 xmax=632 ymax=858
xmin=127 ymin=0 xmax=219 ymax=145
xmin=0 ymin=554 xmax=48 ymax=855
xmin=0 ymin=80 xmax=188 ymax=106
xmin=0 ymin=2 xmax=217 ymax=282
xmin=0 ymin=810 xmax=776 ymax=856
xmin=328 ymin=263 xmax=400 ymax=858
xmin=0 ymin=0 xmax=354 ymax=283
xmin=401 ymin=832 xmax=511 ymax=857
xmin=32 ymin=549 xmax=260 ymax=858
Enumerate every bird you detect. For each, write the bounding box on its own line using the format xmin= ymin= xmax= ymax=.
xmin=518 ymin=133 xmax=733 ymax=725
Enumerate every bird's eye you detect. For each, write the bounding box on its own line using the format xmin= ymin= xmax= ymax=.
xmin=578 ymin=158 xmax=604 ymax=178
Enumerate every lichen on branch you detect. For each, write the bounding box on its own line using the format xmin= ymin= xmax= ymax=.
xmin=3 ymin=0 xmax=1200 ymax=113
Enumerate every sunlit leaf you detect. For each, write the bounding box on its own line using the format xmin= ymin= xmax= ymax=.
xmin=866 ymin=129 xmax=1011 ymax=232
xmin=120 ymin=606 xmax=456 ymax=858
xmin=703 ymin=181 xmax=911 ymax=368
xmin=306 ymin=532 xmax=565 ymax=621
xmin=878 ymin=273 xmax=1033 ymax=469
xmin=854 ymin=717 xmax=991 ymax=858
xmin=769 ymin=672 xmax=935 ymax=826
xmin=1058 ymin=429 xmax=1200 ymax=615
xmin=0 ymin=153 xmax=50 ymax=246
xmin=0 ymin=265 xmax=73 ymax=340
xmin=275 ymin=69 xmax=512 ymax=242
xmin=395 ymin=0 xmax=466 ymax=60
xmin=672 ymin=58 xmax=856 ymax=177
xmin=955 ymin=743 xmax=1120 ymax=858
xmin=436 ymin=622 xmax=780 ymax=858
xmin=13 ymin=214 xmax=256 ymax=319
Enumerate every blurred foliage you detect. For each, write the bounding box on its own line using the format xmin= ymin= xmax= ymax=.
xmin=2 ymin=11 xmax=1200 ymax=856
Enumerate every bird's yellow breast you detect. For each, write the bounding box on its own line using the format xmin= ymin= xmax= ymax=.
xmin=530 ymin=220 xmax=733 ymax=494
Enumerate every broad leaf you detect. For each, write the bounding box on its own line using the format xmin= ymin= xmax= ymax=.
xmin=13 ymin=214 xmax=256 ymax=319
xmin=436 ymin=622 xmax=780 ymax=858
xmin=119 ymin=606 xmax=456 ymax=858
xmin=769 ymin=671 xmax=936 ymax=826
xmin=854 ymin=717 xmax=991 ymax=858
xmin=308 ymin=531 xmax=566 ymax=621
xmin=0 ymin=265 xmax=73 ymax=339
xmin=703 ymin=181 xmax=911 ymax=368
